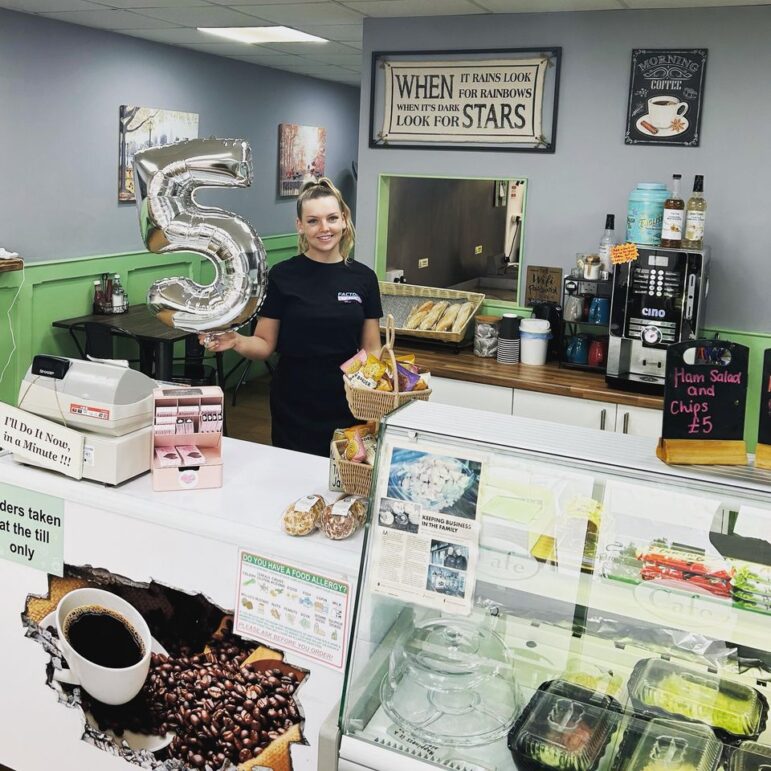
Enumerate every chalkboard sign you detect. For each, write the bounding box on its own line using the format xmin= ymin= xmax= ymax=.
xmin=662 ymin=340 xmax=749 ymax=442
xmin=758 ymin=350 xmax=771 ymax=446
xmin=625 ymin=49 xmax=708 ymax=147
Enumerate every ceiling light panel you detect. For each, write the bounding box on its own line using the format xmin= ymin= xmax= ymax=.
xmin=198 ymin=26 xmax=329 ymax=43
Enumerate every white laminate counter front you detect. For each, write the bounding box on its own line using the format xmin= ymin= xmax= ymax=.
xmin=0 ymin=438 xmax=362 ymax=771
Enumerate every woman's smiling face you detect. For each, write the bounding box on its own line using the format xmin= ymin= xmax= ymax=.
xmin=297 ymin=195 xmax=346 ymax=259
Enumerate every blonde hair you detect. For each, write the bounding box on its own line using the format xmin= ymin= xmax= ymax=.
xmin=296 ymin=177 xmax=356 ymax=259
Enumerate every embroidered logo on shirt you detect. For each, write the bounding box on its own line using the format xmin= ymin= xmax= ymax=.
xmin=338 ymin=292 xmax=362 ymax=304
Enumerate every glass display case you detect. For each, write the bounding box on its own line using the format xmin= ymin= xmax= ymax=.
xmin=337 ymin=401 xmax=771 ymax=771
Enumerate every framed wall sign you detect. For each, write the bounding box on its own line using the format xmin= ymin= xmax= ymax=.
xmin=625 ymin=49 xmax=708 ymax=147
xmin=369 ymin=47 xmax=561 ymax=153
xmin=524 ymin=266 xmax=562 ymax=305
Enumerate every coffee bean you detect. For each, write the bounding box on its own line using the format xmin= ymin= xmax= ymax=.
xmin=239 ymin=748 xmax=252 ymax=763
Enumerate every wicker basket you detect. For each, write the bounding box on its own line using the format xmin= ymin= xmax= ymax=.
xmin=331 ymin=439 xmax=373 ymax=496
xmin=379 ymin=282 xmax=485 ymax=343
xmin=344 ymin=315 xmax=431 ymax=421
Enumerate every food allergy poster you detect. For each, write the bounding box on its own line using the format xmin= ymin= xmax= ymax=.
xmin=371 ymin=48 xmax=560 ymax=152
xmin=625 ymin=48 xmax=708 ymax=147
xmin=369 ymin=440 xmax=484 ymax=615
xmin=235 ymin=551 xmax=350 ymax=671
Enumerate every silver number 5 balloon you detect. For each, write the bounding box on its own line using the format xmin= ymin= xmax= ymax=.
xmin=133 ymin=138 xmax=267 ymax=334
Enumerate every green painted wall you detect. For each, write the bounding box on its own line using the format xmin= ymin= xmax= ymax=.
xmin=0 ymin=234 xmax=298 ymax=407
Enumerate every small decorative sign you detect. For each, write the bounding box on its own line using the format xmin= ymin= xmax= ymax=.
xmin=0 ymin=482 xmax=64 ymax=575
xmin=525 ymin=266 xmax=563 ymax=306
xmin=0 ymin=404 xmax=84 ymax=479
xmin=657 ymin=339 xmax=749 ymax=465
xmin=610 ymin=242 xmax=639 ymax=265
xmin=370 ymin=48 xmax=561 ymax=153
xmin=625 ymin=49 xmax=708 ymax=147
xmin=755 ymin=349 xmax=771 ymax=469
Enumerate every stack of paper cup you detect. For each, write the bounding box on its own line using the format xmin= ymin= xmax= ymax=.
xmin=497 ymin=314 xmax=521 ymax=364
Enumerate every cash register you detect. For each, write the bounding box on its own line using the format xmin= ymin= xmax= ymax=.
xmin=16 ymin=355 xmax=154 ymax=484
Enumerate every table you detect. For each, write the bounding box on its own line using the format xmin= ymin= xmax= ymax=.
xmin=52 ymin=305 xmax=223 ymax=384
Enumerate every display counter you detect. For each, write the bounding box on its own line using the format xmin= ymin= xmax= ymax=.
xmin=399 ymin=345 xmax=663 ymax=409
xmin=0 ymin=438 xmax=363 ymax=771
xmin=335 ymin=401 xmax=771 ymax=771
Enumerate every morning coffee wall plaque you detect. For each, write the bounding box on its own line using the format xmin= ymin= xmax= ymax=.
xmin=657 ymin=339 xmax=749 ymax=466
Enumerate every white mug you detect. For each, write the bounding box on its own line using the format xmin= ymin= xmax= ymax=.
xmin=54 ymin=587 xmax=151 ymax=705
xmin=647 ymin=96 xmax=688 ymax=129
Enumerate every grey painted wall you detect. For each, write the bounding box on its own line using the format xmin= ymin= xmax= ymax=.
xmin=0 ymin=8 xmax=360 ymax=263
xmin=355 ymin=7 xmax=771 ymax=333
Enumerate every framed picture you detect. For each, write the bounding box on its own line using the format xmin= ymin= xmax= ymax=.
xmin=118 ymin=106 xmax=199 ymax=202
xmin=625 ymin=49 xmax=708 ymax=147
xmin=278 ymin=124 xmax=327 ymax=197
xmin=369 ymin=47 xmax=561 ymax=153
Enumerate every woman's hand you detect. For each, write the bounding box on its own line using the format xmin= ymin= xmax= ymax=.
xmin=199 ymin=331 xmax=239 ymax=353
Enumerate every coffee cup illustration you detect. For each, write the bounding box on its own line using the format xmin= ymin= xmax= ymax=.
xmin=54 ymin=588 xmax=152 ymax=705
xmin=647 ymin=96 xmax=688 ymax=129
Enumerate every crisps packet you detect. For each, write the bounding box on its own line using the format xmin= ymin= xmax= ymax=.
xmin=396 ymin=362 xmax=421 ymax=392
xmin=340 ymin=349 xmax=367 ymax=376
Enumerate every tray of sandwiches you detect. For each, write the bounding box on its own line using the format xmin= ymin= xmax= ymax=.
xmin=379 ymin=281 xmax=485 ymax=344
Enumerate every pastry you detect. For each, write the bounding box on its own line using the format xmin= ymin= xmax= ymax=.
xmin=452 ymin=301 xmax=476 ymax=333
xmin=435 ymin=303 xmax=461 ymax=331
xmin=418 ymin=300 xmax=449 ymax=330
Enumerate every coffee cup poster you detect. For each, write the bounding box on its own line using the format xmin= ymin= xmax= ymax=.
xmin=370 ymin=48 xmax=561 ymax=152
xmin=625 ymin=49 xmax=708 ymax=147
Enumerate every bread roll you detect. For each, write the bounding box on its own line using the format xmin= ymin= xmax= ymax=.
xmin=435 ymin=303 xmax=461 ymax=332
xmin=404 ymin=301 xmax=433 ymax=329
xmin=419 ymin=301 xmax=449 ymax=330
xmin=452 ymin=301 xmax=475 ymax=333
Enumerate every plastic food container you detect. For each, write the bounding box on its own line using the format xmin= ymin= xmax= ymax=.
xmin=508 ymin=679 xmax=621 ymax=771
xmin=520 ymin=318 xmax=552 ymax=366
xmin=628 ymin=659 xmax=768 ymax=742
xmin=381 ymin=618 xmax=518 ymax=747
xmin=618 ymin=718 xmax=723 ymax=771
xmin=729 ymin=741 xmax=771 ymax=771
xmin=626 ymin=183 xmax=669 ymax=245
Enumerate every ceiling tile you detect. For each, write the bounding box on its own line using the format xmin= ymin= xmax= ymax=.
xmin=235 ymin=2 xmax=364 ymax=25
xmin=131 ymin=5 xmax=261 ymax=24
xmin=38 ymin=7 xmax=179 ymax=28
xmin=300 ymin=22 xmax=363 ymax=42
xmin=226 ymin=51 xmax=305 ymax=63
xmin=120 ymin=26 xmax=224 ymax=42
xmin=95 ymin=0 xmax=211 ymax=8
xmin=626 ymin=0 xmax=767 ymax=5
xmin=341 ymin=0 xmax=486 ymax=16
xmin=304 ymin=52 xmax=362 ymax=67
xmin=0 ymin=0 xmax=104 ymax=10
xmin=256 ymin=39 xmax=359 ymax=55
xmin=476 ymin=0 xmax=619 ymax=9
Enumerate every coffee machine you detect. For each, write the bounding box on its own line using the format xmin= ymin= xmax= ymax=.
xmin=606 ymin=247 xmax=710 ymax=392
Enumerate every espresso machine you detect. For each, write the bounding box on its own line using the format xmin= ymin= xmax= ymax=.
xmin=606 ymin=247 xmax=710 ymax=392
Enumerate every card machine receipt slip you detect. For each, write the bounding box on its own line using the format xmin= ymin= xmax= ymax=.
xmin=15 ymin=357 xmax=155 ymax=485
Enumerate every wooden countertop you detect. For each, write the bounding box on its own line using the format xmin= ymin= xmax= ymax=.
xmin=397 ymin=344 xmax=664 ymax=409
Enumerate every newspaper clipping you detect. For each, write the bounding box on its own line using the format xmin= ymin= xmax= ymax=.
xmin=369 ymin=442 xmax=484 ymax=614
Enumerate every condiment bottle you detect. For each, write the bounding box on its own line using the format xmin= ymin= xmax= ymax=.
xmin=683 ymin=174 xmax=706 ymax=249
xmin=598 ymin=214 xmax=615 ymax=273
xmin=660 ymin=173 xmax=685 ymax=248
xmin=583 ymin=255 xmax=600 ymax=280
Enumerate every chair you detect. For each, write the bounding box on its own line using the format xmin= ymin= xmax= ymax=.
xmin=168 ymin=336 xmax=218 ymax=387
xmin=226 ymin=317 xmax=274 ymax=407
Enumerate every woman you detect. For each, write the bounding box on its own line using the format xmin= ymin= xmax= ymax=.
xmin=202 ymin=178 xmax=382 ymax=457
